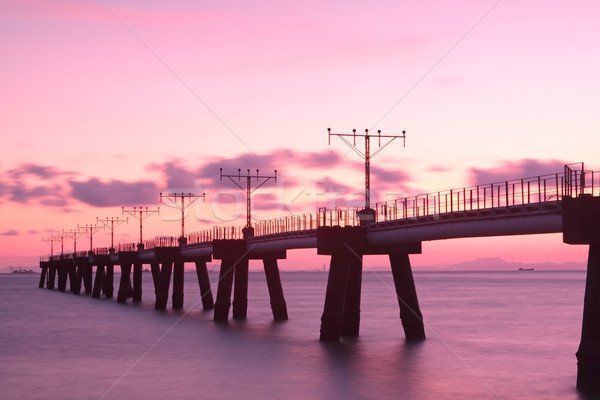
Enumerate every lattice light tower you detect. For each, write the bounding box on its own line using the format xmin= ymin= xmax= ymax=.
xmin=160 ymin=192 xmax=206 ymax=240
xmin=96 ymin=217 xmax=129 ymax=249
xmin=328 ymin=128 xmax=406 ymax=225
xmin=122 ymin=206 xmax=160 ymax=246
xmin=220 ymin=168 xmax=277 ymax=238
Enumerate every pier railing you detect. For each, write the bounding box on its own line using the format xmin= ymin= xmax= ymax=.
xmin=76 ymin=164 xmax=598 ymax=252
xmin=184 ymin=165 xmax=599 ymax=241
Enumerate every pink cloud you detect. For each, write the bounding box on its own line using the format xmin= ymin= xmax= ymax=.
xmin=69 ymin=178 xmax=158 ymax=207
xmin=469 ymin=159 xmax=567 ymax=185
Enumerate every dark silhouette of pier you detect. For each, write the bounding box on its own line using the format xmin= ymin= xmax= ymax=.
xmin=39 ymin=162 xmax=600 ymax=395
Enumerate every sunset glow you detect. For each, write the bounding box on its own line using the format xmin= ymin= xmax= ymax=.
xmin=2 ymin=0 xmax=599 ymax=269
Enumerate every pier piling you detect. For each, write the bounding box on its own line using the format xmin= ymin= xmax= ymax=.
xmin=195 ymin=260 xmax=214 ymax=310
xmin=263 ymin=257 xmax=288 ymax=320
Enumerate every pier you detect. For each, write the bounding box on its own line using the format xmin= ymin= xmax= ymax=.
xmin=39 ymin=162 xmax=600 ymax=394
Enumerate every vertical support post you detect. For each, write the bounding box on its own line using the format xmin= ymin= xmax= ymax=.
xmin=104 ymin=264 xmax=114 ymax=298
xmin=48 ymin=266 xmax=57 ymax=290
xmin=577 ymin=243 xmax=600 ymax=394
xmin=150 ymin=263 xmax=161 ymax=297
xmin=117 ymin=263 xmax=132 ymax=303
xmin=319 ymin=254 xmax=351 ymax=342
xmin=82 ymin=264 xmax=93 ymax=295
xmin=92 ymin=265 xmax=105 ymax=298
xmin=195 ymin=261 xmax=214 ymax=310
xmin=341 ymin=254 xmax=363 ymax=337
xmin=67 ymin=262 xmax=76 ymax=293
xmin=172 ymin=260 xmax=184 ymax=309
xmin=39 ymin=266 xmax=48 ymax=288
xmin=232 ymin=258 xmax=249 ymax=319
xmin=57 ymin=263 xmax=68 ymax=292
xmin=155 ymin=262 xmax=173 ymax=310
xmin=214 ymin=258 xmax=236 ymax=321
xmin=132 ymin=262 xmax=143 ymax=303
xmin=263 ymin=257 xmax=288 ymax=320
xmin=389 ymin=253 xmax=426 ymax=341
xmin=72 ymin=264 xmax=82 ymax=294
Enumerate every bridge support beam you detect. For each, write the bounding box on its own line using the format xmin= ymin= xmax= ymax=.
xmin=57 ymin=262 xmax=68 ymax=292
xmin=390 ymin=254 xmax=426 ymax=341
xmin=117 ymin=263 xmax=132 ymax=303
xmin=576 ymin=243 xmax=600 ymax=395
xmin=47 ymin=265 xmax=56 ymax=290
xmin=172 ymin=260 xmax=185 ymax=309
xmin=132 ymin=262 xmax=143 ymax=303
xmin=214 ymin=256 xmax=236 ymax=321
xmin=104 ymin=264 xmax=114 ymax=298
xmin=195 ymin=260 xmax=214 ymax=310
xmin=342 ymin=254 xmax=363 ymax=337
xmin=319 ymin=253 xmax=350 ymax=341
xmin=155 ymin=261 xmax=173 ymax=311
xmin=263 ymin=257 xmax=288 ymax=321
xmin=82 ymin=264 xmax=93 ymax=295
xmin=212 ymin=239 xmax=287 ymax=321
xmin=72 ymin=264 xmax=83 ymax=294
xmin=67 ymin=262 xmax=76 ymax=293
xmin=317 ymin=226 xmax=422 ymax=342
xmin=232 ymin=258 xmax=249 ymax=319
xmin=92 ymin=264 xmax=105 ymax=298
xmin=39 ymin=265 xmax=48 ymax=288
xmin=563 ymin=195 xmax=600 ymax=394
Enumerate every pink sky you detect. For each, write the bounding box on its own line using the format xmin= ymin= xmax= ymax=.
xmin=1 ymin=0 xmax=599 ymax=270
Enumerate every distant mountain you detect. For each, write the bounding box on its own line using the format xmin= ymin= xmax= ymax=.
xmin=418 ymin=257 xmax=585 ymax=271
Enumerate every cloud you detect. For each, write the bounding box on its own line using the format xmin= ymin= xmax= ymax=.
xmin=7 ymin=163 xmax=67 ymax=180
xmin=148 ymin=159 xmax=200 ymax=190
xmin=69 ymin=178 xmax=159 ymax=207
xmin=1 ymin=163 xmax=73 ymax=206
xmin=469 ymin=159 xmax=567 ymax=185
xmin=0 ymin=229 xmax=18 ymax=236
xmin=371 ymin=166 xmax=410 ymax=185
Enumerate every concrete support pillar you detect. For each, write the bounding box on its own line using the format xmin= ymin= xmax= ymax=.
xmin=319 ymin=254 xmax=351 ymax=342
xmin=232 ymin=259 xmax=249 ymax=319
xmin=92 ymin=265 xmax=105 ymax=298
xmin=389 ymin=253 xmax=426 ymax=341
xmin=342 ymin=255 xmax=363 ymax=337
xmin=172 ymin=260 xmax=185 ymax=309
xmin=67 ymin=263 xmax=76 ymax=292
xmin=57 ymin=264 xmax=68 ymax=292
xmin=155 ymin=262 xmax=173 ymax=311
xmin=39 ymin=267 xmax=47 ymax=288
xmin=48 ymin=266 xmax=57 ymax=290
xmin=72 ymin=265 xmax=83 ymax=294
xmin=214 ymin=258 xmax=235 ymax=321
xmin=82 ymin=265 xmax=93 ymax=295
xmin=263 ymin=258 xmax=288 ymax=320
xmin=195 ymin=261 xmax=214 ymax=310
xmin=132 ymin=262 xmax=143 ymax=303
xmin=150 ymin=262 xmax=160 ymax=299
xmin=117 ymin=263 xmax=132 ymax=303
xmin=104 ymin=265 xmax=114 ymax=298
xmin=576 ymin=243 xmax=600 ymax=394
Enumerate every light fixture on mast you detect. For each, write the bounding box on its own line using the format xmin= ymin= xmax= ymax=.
xmin=220 ymin=168 xmax=277 ymax=238
xmin=328 ymin=127 xmax=406 ymax=225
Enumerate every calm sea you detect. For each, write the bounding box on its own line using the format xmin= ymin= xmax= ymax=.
xmin=0 ymin=269 xmax=589 ymax=399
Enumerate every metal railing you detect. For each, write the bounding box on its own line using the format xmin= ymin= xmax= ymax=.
xmin=187 ymin=226 xmax=244 ymax=244
xmin=104 ymin=164 xmax=600 ymax=250
xmin=144 ymin=236 xmax=179 ymax=249
xmin=116 ymin=242 xmax=138 ymax=252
